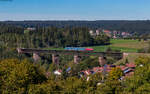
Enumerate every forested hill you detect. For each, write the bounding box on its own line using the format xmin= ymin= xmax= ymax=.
xmin=1 ymin=20 xmax=150 ymax=34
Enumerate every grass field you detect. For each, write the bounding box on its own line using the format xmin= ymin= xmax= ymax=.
xmin=45 ymin=39 xmax=149 ymax=53
xmin=111 ymin=39 xmax=148 ymax=49
xmin=87 ymin=39 xmax=149 ymax=52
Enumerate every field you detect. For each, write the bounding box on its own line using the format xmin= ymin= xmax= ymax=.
xmin=111 ymin=39 xmax=148 ymax=49
xmin=46 ymin=39 xmax=149 ymax=53
xmin=87 ymin=39 xmax=149 ymax=52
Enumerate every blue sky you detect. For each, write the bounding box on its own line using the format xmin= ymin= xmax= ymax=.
xmin=0 ymin=0 xmax=150 ymax=21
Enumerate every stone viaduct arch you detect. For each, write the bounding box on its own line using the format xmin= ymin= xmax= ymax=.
xmin=17 ymin=48 xmax=123 ymax=66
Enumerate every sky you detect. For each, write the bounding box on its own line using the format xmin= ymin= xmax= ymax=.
xmin=0 ymin=0 xmax=150 ymax=21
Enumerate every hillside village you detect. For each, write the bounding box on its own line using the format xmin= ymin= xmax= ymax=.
xmin=89 ymin=29 xmax=132 ymax=38
xmin=53 ymin=62 xmax=136 ymax=81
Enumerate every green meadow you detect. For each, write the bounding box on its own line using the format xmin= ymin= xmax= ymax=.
xmin=87 ymin=39 xmax=149 ymax=52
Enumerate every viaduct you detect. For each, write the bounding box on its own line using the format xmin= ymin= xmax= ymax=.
xmin=17 ymin=48 xmax=123 ymax=66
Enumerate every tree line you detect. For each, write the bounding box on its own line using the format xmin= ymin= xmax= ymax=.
xmin=0 ymin=24 xmax=110 ymax=48
xmin=2 ymin=20 xmax=150 ymax=35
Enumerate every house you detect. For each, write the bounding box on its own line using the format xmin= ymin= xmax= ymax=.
xmin=54 ymin=69 xmax=62 ymax=75
xmin=24 ymin=27 xmax=36 ymax=34
xmin=96 ymin=29 xmax=103 ymax=35
xmin=80 ymin=63 xmax=136 ymax=79
xmin=27 ymin=27 xmax=36 ymax=31
xmin=113 ymin=30 xmax=119 ymax=39
xmin=121 ymin=32 xmax=131 ymax=38
xmin=89 ymin=30 xmax=95 ymax=36
xmin=103 ymin=30 xmax=112 ymax=37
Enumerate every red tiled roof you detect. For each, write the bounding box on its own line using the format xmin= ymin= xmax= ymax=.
xmin=126 ymin=63 xmax=136 ymax=68
xmin=80 ymin=63 xmax=136 ymax=76
xmin=120 ymin=66 xmax=127 ymax=71
xmin=104 ymin=30 xmax=111 ymax=33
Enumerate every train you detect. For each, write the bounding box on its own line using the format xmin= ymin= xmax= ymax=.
xmin=64 ymin=47 xmax=94 ymax=51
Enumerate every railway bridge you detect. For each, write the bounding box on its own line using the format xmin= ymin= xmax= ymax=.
xmin=17 ymin=48 xmax=123 ymax=66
